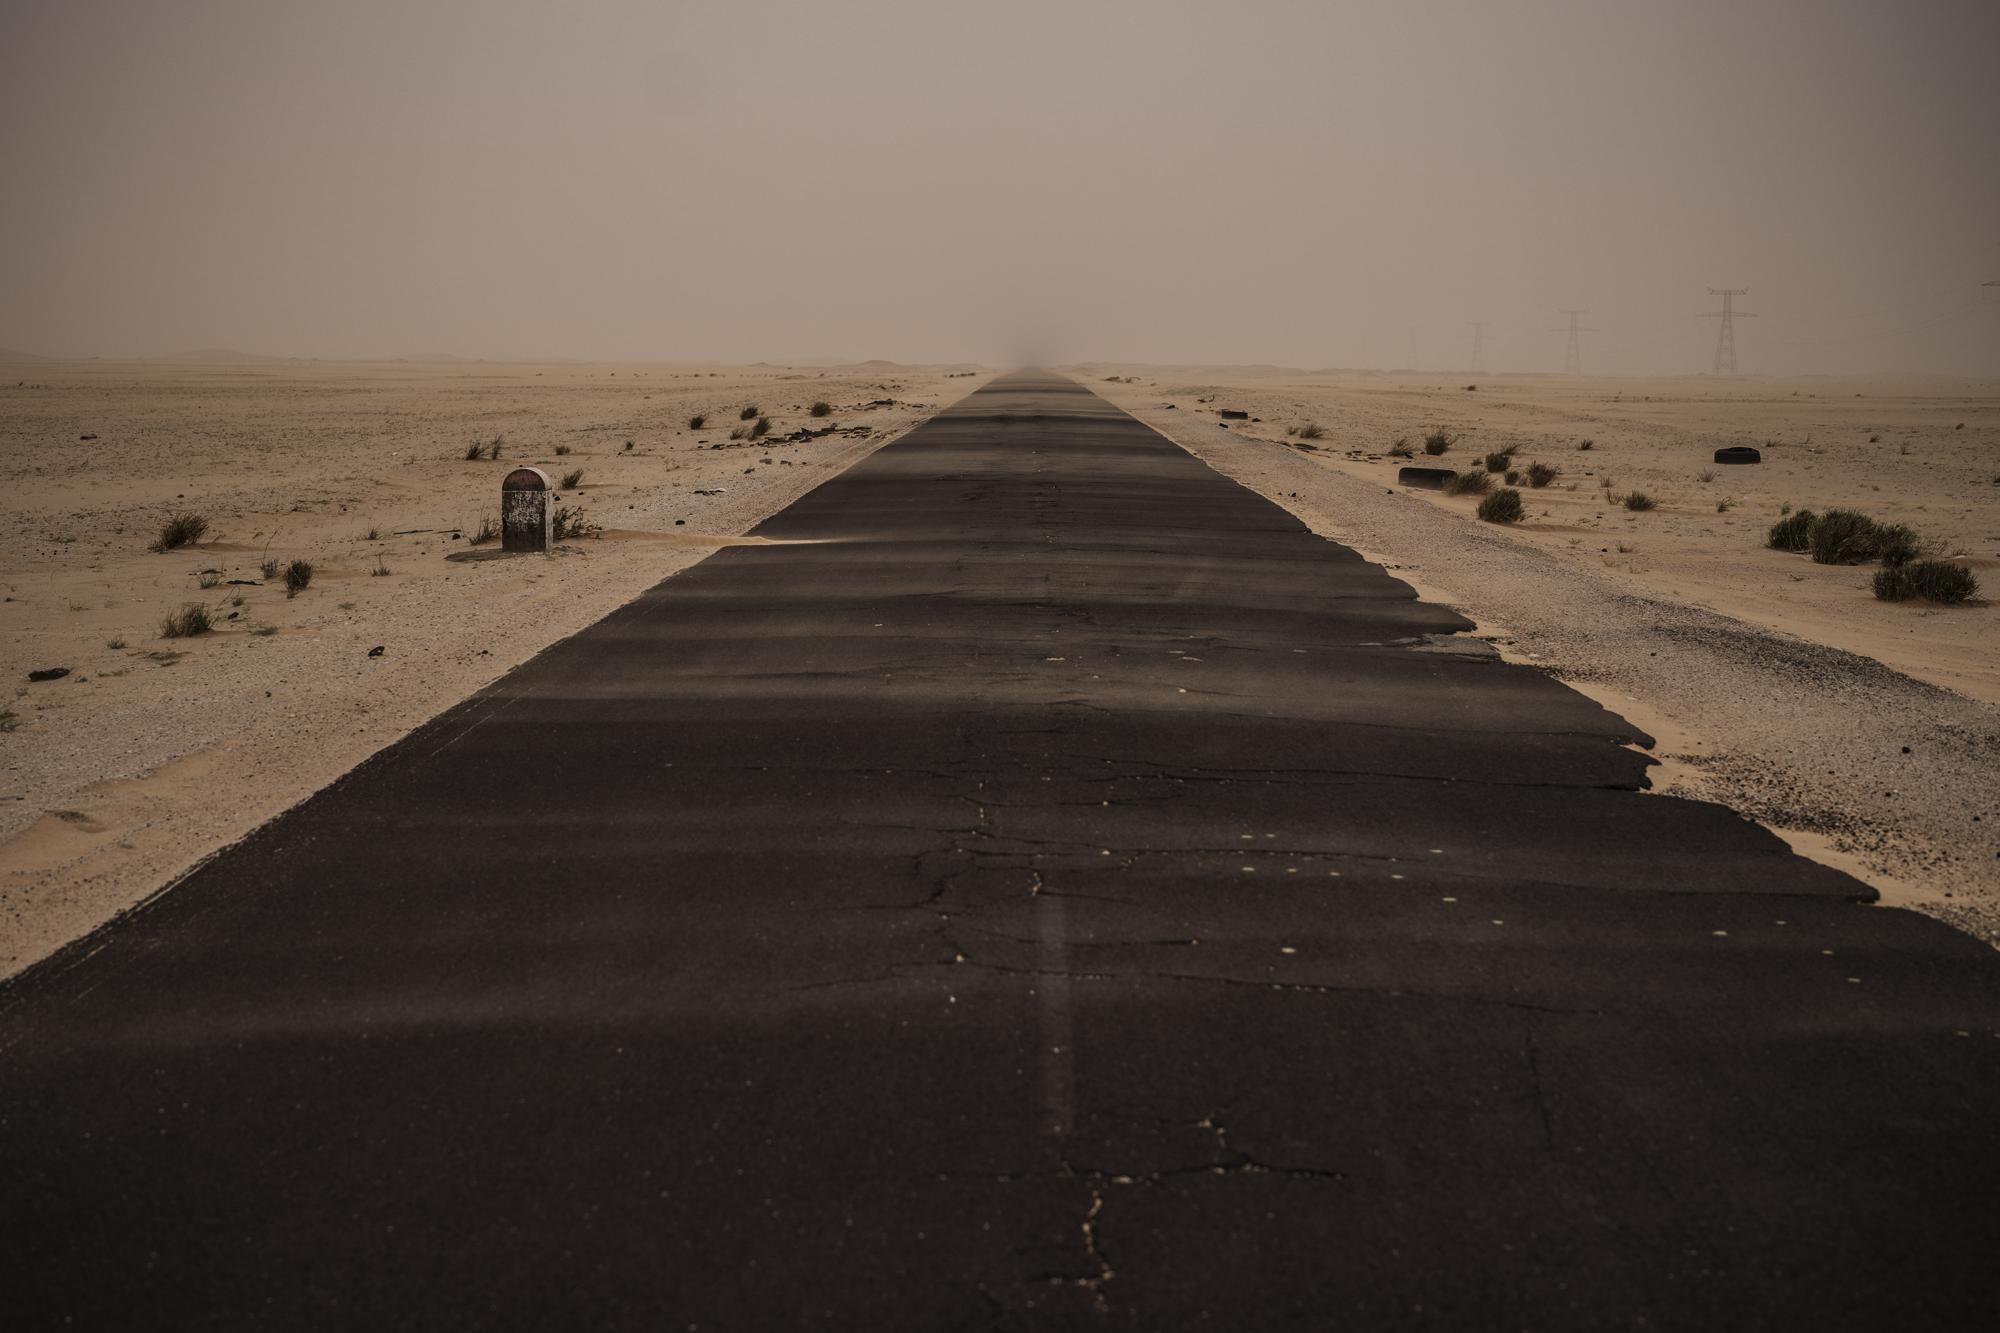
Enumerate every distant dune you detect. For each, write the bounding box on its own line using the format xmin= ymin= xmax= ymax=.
xmin=151 ymin=348 xmax=294 ymax=363
xmin=0 ymin=346 xmax=48 ymax=361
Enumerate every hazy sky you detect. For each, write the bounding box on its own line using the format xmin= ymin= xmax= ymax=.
xmin=4 ymin=0 xmax=1997 ymax=374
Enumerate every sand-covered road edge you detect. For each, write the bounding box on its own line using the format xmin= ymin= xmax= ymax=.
xmin=1110 ymin=395 xmax=2000 ymax=947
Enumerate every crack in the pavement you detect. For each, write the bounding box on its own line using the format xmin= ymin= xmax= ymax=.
xmin=1523 ymin=1016 xmax=1557 ymax=1152
xmin=932 ymin=1129 xmax=1366 ymax=1314
xmin=1075 ymin=1185 xmax=1114 ymax=1311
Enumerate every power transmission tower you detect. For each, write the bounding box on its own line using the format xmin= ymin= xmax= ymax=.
xmin=1468 ymin=321 xmax=1488 ymax=374
xmin=1406 ymin=326 xmax=1420 ymax=370
xmin=1702 ymin=287 xmax=1754 ymax=375
xmin=1553 ymin=309 xmax=1592 ymax=375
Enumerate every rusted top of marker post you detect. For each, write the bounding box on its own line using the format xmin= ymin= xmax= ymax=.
xmin=503 ymin=467 xmax=551 ymax=491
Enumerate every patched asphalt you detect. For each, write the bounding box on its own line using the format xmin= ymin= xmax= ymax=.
xmin=3 ymin=373 xmax=1996 ymax=1329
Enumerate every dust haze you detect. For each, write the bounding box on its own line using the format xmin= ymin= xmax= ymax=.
xmin=3 ymin=0 xmax=1997 ymax=374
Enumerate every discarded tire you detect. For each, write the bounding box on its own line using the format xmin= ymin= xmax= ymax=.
xmin=1714 ymin=446 xmax=1761 ymax=464
xmin=1398 ymin=466 xmax=1455 ymax=490
xmin=1218 ymin=409 xmax=1249 ymax=420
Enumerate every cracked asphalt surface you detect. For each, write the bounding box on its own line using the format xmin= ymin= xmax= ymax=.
xmin=3 ymin=372 xmax=1997 ymax=1329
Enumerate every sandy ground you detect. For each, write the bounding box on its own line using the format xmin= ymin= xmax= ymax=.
xmin=1086 ymin=367 xmax=1999 ymax=943
xmin=0 ymin=359 xmax=992 ymax=978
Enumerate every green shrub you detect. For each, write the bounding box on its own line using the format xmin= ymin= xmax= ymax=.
xmin=1808 ymin=509 xmax=1880 ymax=564
xmin=1768 ymin=510 xmax=1817 ymax=551
xmin=1478 ymin=489 xmax=1524 ymax=523
xmin=1445 ymin=470 xmax=1493 ymax=496
xmin=1871 ymin=523 xmax=1922 ymax=566
xmin=1873 ymin=560 xmax=1978 ymax=603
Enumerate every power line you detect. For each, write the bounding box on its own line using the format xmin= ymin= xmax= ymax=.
xmin=1743 ymin=292 xmax=2000 ymax=346
xmin=1552 ymin=309 xmax=1593 ymax=375
xmin=1700 ymin=288 xmax=1753 ymax=375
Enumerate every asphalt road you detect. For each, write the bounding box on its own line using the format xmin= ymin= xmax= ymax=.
xmin=4 ymin=373 xmax=1997 ymax=1330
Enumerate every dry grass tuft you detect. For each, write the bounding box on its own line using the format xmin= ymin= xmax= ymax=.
xmin=160 ymin=603 xmax=212 ymax=638
xmin=150 ymin=513 xmax=208 ymax=552
xmin=553 ymin=505 xmax=602 ymax=541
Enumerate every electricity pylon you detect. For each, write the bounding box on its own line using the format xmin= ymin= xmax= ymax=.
xmin=1468 ymin=321 xmax=1488 ymax=374
xmin=1553 ymin=309 xmax=1592 ymax=375
xmin=1702 ymin=288 xmax=1754 ymax=375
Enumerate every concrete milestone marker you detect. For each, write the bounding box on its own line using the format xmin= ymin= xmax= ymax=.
xmin=502 ymin=467 xmax=552 ymax=552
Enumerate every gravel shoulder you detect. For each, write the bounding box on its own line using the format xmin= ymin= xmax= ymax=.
xmin=1105 ymin=391 xmax=2000 ymax=946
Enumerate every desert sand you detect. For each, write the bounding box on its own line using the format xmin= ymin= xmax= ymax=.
xmin=1089 ymin=367 xmax=1998 ymax=941
xmin=0 ymin=359 xmax=991 ymax=977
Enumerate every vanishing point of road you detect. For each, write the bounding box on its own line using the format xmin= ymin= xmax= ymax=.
xmin=4 ymin=374 xmax=1996 ymax=1329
